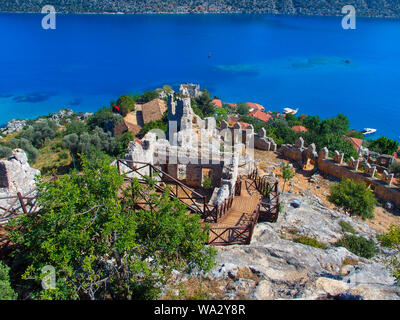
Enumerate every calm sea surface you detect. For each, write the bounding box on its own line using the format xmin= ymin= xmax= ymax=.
xmin=0 ymin=13 xmax=399 ymax=140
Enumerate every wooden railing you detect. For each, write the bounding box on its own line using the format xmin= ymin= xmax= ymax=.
xmin=208 ymin=201 xmax=261 ymax=245
xmin=116 ymin=159 xmax=237 ymax=223
xmin=0 ymin=190 xmax=40 ymax=226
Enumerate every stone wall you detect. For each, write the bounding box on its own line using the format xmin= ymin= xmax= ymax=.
xmin=280 ymin=138 xmax=400 ymax=208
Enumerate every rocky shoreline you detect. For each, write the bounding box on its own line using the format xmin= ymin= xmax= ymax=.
xmin=1 ymin=1 xmax=400 ymax=19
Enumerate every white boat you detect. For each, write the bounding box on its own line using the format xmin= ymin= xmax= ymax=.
xmin=362 ymin=128 xmax=377 ymax=135
xmin=284 ymin=107 xmax=299 ymax=115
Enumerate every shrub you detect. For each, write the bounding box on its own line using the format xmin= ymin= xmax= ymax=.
xmin=329 ymin=179 xmax=376 ymax=220
xmin=0 ymin=261 xmax=17 ymax=300
xmin=294 ymin=235 xmax=328 ymax=249
xmin=389 ymin=161 xmax=400 ymax=178
xmin=339 ymin=220 xmax=356 ymax=234
xmin=18 ymin=119 xmax=58 ymax=149
xmin=64 ymin=120 xmax=88 ymax=137
xmin=86 ymin=108 xmax=123 ymax=132
xmin=335 ymin=235 xmax=377 ymax=259
xmin=367 ymin=136 xmax=399 ymax=155
xmin=137 ymin=91 xmax=159 ymax=104
xmin=236 ymin=103 xmax=250 ymax=116
xmin=378 ymin=225 xmax=400 ymax=282
xmin=8 ymin=138 xmax=39 ymax=163
xmin=0 ymin=145 xmax=12 ymax=159
xmin=378 ymin=225 xmax=400 ymax=249
xmin=202 ymin=177 xmax=213 ymax=190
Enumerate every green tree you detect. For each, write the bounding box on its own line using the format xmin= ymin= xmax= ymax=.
xmin=137 ymin=91 xmax=159 ymax=104
xmin=329 ymin=179 xmax=376 ymax=220
xmin=194 ymin=90 xmax=215 ymax=117
xmin=64 ymin=120 xmax=88 ymax=137
xmin=18 ymin=119 xmax=58 ymax=149
xmin=116 ymin=95 xmax=136 ymax=117
xmin=87 ymin=108 xmax=124 ymax=132
xmin=281 ymin=164 xmax=295 ymax=192
xmin=236 ymin=103 xmax=250 ymax=116
xmin=0 ymin=261 xmax=17 ymax=300
xmin=367 ymin=136 xmax=399 ymax=155
xmin=9 ymin=155 xmax=215 ymax=300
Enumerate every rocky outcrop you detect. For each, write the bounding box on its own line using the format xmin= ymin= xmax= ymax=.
xmin=203 ymin=192 xmax=400 ymax=300
xmin=0 ymin=119 xmax=26 ymax=136
xmin=0 ymin=149 xmax=40 ymax=214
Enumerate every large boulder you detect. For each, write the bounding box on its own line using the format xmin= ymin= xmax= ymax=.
xmin=0 ymin=149 xmax=40 ymax=216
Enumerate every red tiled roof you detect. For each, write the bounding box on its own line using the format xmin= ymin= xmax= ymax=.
xmin=248 ymin=110 xmax=271 ymax=123
xmin=212 ymin=99 xmax=223 ymax=108
xmin=245 ymin=102 xmax=264 ymax=112
xmin=344 ymin=136 xmax=363 ymax=152
xmin=292 ymin=125 xmax=308 ymax=133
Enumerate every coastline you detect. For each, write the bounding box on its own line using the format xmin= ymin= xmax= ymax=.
xmin=0 ymin=11 xmax=400 ymax=19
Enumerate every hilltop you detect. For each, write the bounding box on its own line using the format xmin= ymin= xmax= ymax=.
xmin=1 ymin=0 xmax=400 ymax=18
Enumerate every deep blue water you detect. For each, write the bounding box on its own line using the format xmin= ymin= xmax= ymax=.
xmin=0 ymin=13 xmax=399 ymax=140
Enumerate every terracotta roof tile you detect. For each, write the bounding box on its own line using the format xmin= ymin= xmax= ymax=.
xmin=141 ymin=98 xmax=167 ymax=124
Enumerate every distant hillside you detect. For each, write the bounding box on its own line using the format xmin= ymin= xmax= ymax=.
xmin=1 ymin=0 xmax=400 ymax=18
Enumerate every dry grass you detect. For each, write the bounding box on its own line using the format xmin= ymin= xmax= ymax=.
xmin=32 ymin=136 xmax=73 ymax=176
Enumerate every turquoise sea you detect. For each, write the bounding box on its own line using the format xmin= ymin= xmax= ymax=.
xmin=0 ymin=13 xmax=399 ymax=140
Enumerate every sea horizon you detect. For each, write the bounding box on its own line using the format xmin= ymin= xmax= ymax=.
xmin=0 ymin=13 xmax=399 ymax=141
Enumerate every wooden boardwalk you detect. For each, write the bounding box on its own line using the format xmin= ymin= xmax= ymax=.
xmin=212 ymin=178 xmax=261 ymax=228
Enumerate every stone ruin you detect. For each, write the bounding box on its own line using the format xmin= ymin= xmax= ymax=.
xmin=280 ymin=137 xmax=400 ymax=208
xmin=118 ymin=90 xmax=259 ymax=206
xmin=0 ymin=149 xmax=40 ymax=212
xmin=179 ymin=83 xmax=201 ymax=98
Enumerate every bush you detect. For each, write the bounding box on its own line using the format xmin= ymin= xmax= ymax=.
xmin=86 ymin=108 xmax=123 ymax=132
xmin=378 ymin=225 xmax=400 ymax=249
xmin=367 ymin=136 xmax=399 ymax=155
xmin=202 ymin=177 xmax=213 ymax=190
xmin=64 ymin=120 xmax=88 ymax=137
xmin=339 ymin=220 xmax=356 ymax=234
xmin=335 ymin=235 xmax=377 ymax=259
xmin=329 ymin=179 xmax=376 ymax=220
xmin=8 ymin=138 xmax=39 ymax=163
xmin=0 ymin=145 xmax=12 ymax=159
xmin=18 ymin=119 xmax=58 ymax=149
xmin=0 ymin=261 xmax=17 ymax=300
xmin=236 ymin=103 xmax=250 ymax=116
xmin=294 ymin=235 xmax=328 ymax=249
xmin=378 ymin=225 xmax=400 ymax=282
xmin=116 ymin=95 xmax=136 ymax=117
xmin=389 ymin=161 xmax=400 ymax=178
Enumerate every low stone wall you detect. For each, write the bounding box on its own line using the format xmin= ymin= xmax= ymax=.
xmin=280 ymin=138 xmax=400 ymax=208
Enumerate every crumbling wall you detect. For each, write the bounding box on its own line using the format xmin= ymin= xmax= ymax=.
xmin=279 ymin=138 xmax=400 ymax=208
xmin=0 ymin=149 xmax=40 ymax=209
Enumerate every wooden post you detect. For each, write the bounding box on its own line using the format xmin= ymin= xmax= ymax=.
xmin=17 ymin=192 xmax=28 ymax=215
xmin=117 ymin=160 xmax=120 ymax=174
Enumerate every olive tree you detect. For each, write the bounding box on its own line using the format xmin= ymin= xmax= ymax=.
xmin=9 ymin=155 xmax=215 ymax=300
